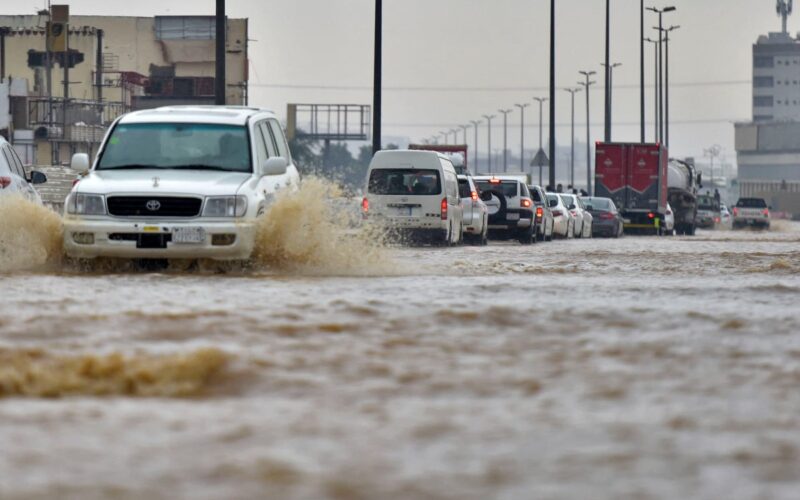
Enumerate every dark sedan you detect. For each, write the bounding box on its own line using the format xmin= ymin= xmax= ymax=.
xmin=582 ymin=197 xmax=624 ymax=238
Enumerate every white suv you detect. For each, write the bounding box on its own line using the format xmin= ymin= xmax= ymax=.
xmin=63 ymin=106 xmax=300 ymax=260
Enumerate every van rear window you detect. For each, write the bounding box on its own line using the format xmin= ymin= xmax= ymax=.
xmin=368 ymin=169 xmax=441 ymax=195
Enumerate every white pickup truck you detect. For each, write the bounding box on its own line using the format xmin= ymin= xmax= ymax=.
xmin=732 ymin=197 xmax=771 ymax=230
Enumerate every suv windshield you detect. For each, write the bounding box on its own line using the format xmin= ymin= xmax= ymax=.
xmin=368 ymin=169 xmax=441 ymax=195
xmin=97 ymin=123 xmax=252 ymax=172
xmin=736 ymin=198 xmax=767 ymax=208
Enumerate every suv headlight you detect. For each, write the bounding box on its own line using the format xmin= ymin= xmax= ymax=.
xmin=67 ymin=193 xmax=106 ymax=215
xmin=203 ymin=196 xmax=248 ymax=217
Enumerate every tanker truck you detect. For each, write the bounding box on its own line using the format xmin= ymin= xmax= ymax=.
xmin=667 ymin=158 xmax=702 ymax=235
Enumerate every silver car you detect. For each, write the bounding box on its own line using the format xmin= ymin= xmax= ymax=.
xmin=458 ymin=175 xmax=489 ymax=245
xmin=0 ymin=137 xmax=47 ymax=204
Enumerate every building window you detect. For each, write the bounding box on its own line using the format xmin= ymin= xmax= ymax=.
xmin=755 ymin=95 xmax=774 ymax=107
xmin=754 ymin=76 xmax=774 ymax=87
xmin=155 ymin=16 xmax=217 ymax=40
xmin=754 ymin=56 xmax=774 ymax=68
xmin=754 ymin=115 xmax=773 ymax=121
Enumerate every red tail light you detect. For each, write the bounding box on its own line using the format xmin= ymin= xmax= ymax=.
xmin=536 ymin=206 xmax=543 ymax=219
xmin=521 ymin=198 xmax=532 ymax=208
xmin=600 ymin=212 xmax=615 ymax=220
xmin=441 ymin=198 xmax=448 ymax=220
xmin=648 ymin=212 xmax=655 ymax=219
xmin=763 ymin=208 xmax=770 ymax=216
xmin=732 ymin=207 xmax=739 ymax=216
xmin=361 ymin=197 xmax=369 ymax=213
xmin=552 ymin=209 xmax=563 ymax=217
xmin=489 ymin=177 xmax=501 ymax=184
xmin=0 ymin=176 xmax=11 ymax=189
xmin=715 ymin=217 xmax=721 ymax=223
xmin=471 ymin=190 xmax=478 ymax=202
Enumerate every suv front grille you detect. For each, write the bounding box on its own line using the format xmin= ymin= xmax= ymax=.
xmin=107 ymin=196 xmax=202 ymax=217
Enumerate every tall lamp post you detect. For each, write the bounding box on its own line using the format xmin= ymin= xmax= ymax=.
xmin=470 ymin=120 xmax=481 ymax=173
xmin=533 ymin=97 xmax=548 ymax=186
xmin=564 ymin=87 xmax=582 ymax=188
xmin=647 ymin=5 xmax=676 ymax=144
xmin=483 ymin=114 xmax=496 ymax=172
xmin=459 ymin=125 xmax=469 ymax=145
xmin=645 ymin=37 xmax=660 ymax=142
xmin=661 ymin=25 xmax=680 ymax=149
xmin=601 ymin=62 xmax=622 ymax=140
xmin=603 ymin=0 xmax=611 ymax=142
xmin=514 ymin=103 xmax=530 ymax=172
xmin=451 ymin=128 xmax=460 ymax=144
xmin=498 ymin=108 xmax=512 ymax=172
xmin=372 ymin=0 xmax=382 ymax=154
xmin=578 ymin=70 xmax=596 ymax=194
xmin=640 ymin=0 xmax=645 ymax=142
xmin=548 ymin=0 xmax=556 ymax=188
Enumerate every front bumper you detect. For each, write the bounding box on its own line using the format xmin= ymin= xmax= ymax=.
xmin=63 ymin=217 xmax=256 ymax=260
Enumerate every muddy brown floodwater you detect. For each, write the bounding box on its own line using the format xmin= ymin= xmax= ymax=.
xmin=1 ymin=190 xmax=800 ymax=499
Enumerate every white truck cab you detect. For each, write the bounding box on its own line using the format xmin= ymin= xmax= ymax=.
xmin=63 ymin=106 xmax=300 ymax=260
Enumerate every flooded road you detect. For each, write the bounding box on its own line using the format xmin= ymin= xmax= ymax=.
xmin=1 ymin=213 xmax=800 ymax=499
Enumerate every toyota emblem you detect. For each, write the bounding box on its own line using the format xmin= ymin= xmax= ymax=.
xmin=146 ymin=200 xmax=161 ymax=212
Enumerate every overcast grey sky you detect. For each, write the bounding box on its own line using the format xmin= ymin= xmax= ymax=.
xmin=20 ymin=0 xmax=794 ymax=164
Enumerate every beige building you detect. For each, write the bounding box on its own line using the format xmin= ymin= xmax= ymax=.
xmin=0 ymin=11 xmax=248 ymax=166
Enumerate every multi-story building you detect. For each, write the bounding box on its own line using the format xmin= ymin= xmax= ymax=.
xmin=735 ymin=5 xmax=800 ymax=215
xmin=0 ymin=9 xmax=248 ymax=167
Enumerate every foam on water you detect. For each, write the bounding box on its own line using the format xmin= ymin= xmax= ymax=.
xmin=0 ymin=195 xmax=64 ymax=272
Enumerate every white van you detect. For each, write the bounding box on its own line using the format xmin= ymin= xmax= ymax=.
xmin=362 ymin=150 xmax=464 ymax=245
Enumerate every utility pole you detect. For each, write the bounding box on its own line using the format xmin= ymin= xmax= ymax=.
xmin=601 ymin=62 xmax=621 ymax=140
xmin=451 ymin=128 xmax=460 ymax=144
xmin=533 ymin=97 xmax=548 ymax=186
xmin=645 ymin=37 xmax=660 ymax=142
xmin=564 ymin=88 xmax=582 ymax=188
xmin=498 ymin=109 xmax=512 ymax=173
xmin=372 ymin=0 xmax=382 ymax=155
xmin=215 ymin=0 xmax=226 ymax=105
xmin=579 ymin=70 xmax=596 ymax=194
xmin=459 ymin=125 xmax=468 ymax=145
xmin=514 ymin=103 xmax=530 ymax=172
xmin=483 ymin=114 xmax=495 ymax=172
xmin=470 ymin=120 xmax=481 ymax=173
xmin=647 ymin=6 xmax=676 ymax=144
xmin=548 ymin=0 xmax=556 ymax=188
xmin=662 ymin=25 xmax=679 ymax=149
xmin=640 ymin=0 xmax=645 ymax=143
xmin=604 ymin=0 xmax=611 ymax=142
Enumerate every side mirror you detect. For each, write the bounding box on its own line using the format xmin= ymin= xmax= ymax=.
xmin=29 ymin=170 xmax=48 ymax=185
xmin=480 ymin=191 xmax=493 ymax=202
xmin=260 ymin=157 xmax=288 ymax=176
xmin=71 ymin=153 xmax=90 ymax=173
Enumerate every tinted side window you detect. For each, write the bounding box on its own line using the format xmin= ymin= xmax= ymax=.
xmin=520 ymin=184 xmax=530 ymax=197
xmin=259 ymin=122 xmax=279 ymax=157
xmin=254 ymin=121 xmax=270 ymax=164
xmin=1 ymin=147 xmax=20 ymax=177
xmin=458 ymin=179 xmax=471 ymax=198
xmin=268 ymin=120 xmax=291 ymax=161
xmin=7 ymin=146 xmax=25 ymax=176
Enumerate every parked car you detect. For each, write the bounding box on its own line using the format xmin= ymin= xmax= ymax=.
xmin=719 ymin=204 xmax=733 ymax=230
xmin=582 ymin=196 xmax=624 ymax=238
xmin=561 ymin=193 xmax=592 ymax=238
xmin=63 ymin=106 xmax=300 ymax=260
xmin=529 ymin=184 xmax=554 ymax=242
xmin=733 ymin=197 xmax=771 ymax=230
xmin=0 ymin=136 xmax=47 ymax=204
xmin=458 ymin=175 xmax=488 ymax=245
xmin=474 ymin=176 xmax=536 ymax=244
xmin=663 ymin=202 xmax=675 ymax=235
xmin=546 ymin=193 xmax=574 ymax=239
xmin=364 ymin=149 xmax=464 ymax=245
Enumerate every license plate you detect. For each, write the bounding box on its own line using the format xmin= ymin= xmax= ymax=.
xmin=507 ymin=213 xmax=520 ymax=221
xmin=172 ymin=227 xmax=206 ymax=244
xmin=395 ymin=207 xmax=413 ymax=216
xmin=623 ymin=218 xmax=631 ymax=224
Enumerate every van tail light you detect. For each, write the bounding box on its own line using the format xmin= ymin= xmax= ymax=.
xmin=733 ymin=207 xmax=739 ymax=217
xmin=361 ymin=197 xmax=369 ymax=214
xmin=441 ymin=197 xmax=448 ymax=220
xmin=521 ymin=198 xmax=532 ymax=208
xmin=536 ymin=206 xmax=543 ymax=220
xmin=552 ymin=209 xmax=563 ymax=217
xmin=600 ymin=212 xmax=615 ymax=220
xmin=0 ymin=176 xmax=11 ymax=189
xmin=763 ymin=208 xmax=770 ymax=216
xmin=471 ymin=190 xmax=478 ymax=202
xmin=648 ymin=212 xmax=655 ymax=219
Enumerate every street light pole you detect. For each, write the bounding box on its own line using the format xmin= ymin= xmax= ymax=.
xmin=498 ymin=109 xmax=512 ymax=173
xmin=604 ymin=0 xmax=611 ymax=142
xmin=470 ymin=120 xmax=481 ymax=173
xmin=533 ymin=97 xmax=548 ymax=186
xmin=579 ymin=70 xmax=597 ymax=194
xmin=645 ymin=37 xmax=659 ymax=143
xmin=564 ymin=88 xmax=582 ymax=189
xmin=601 ymin=62 xmax=622 ymax=140
xmin=483 ymin=114 xmax=495 ymax=173
xmin=663 ymin=25 xmax=679 ymax=149
xmin=647 ymin=6 xmax=676 ymax=145
xmin=514 ymin=103 xmax=530 ymax=172
xmin=459 ymin=125 xmax=468 ymax=145
xmin=640 ymin=0 xmax=645 ymax=143
xmin=549 ymin=0 xmax=557 ymax=188
xmin=372 ymin=0 xmax=382 ymax=155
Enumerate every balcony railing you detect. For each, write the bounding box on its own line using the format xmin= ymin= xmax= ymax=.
xmin=28 ymin=98 xmax=128 ymax=141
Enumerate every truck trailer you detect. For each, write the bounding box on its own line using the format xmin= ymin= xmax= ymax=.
xmin=595 ymin=142 xmax=669 ymax=235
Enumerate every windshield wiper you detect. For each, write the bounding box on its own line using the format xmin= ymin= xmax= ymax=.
xmin=100 ymin=164 xmax=162 ymax=170
xmin=171 ymin=165 xmax=233 ymax=171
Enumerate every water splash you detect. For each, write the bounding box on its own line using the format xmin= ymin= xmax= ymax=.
xmin=0 ymin=195 xmax=64 ymax=272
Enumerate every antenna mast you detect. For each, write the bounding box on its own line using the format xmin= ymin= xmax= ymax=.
xmin=778 ymin=0 xmax=793 ymax=34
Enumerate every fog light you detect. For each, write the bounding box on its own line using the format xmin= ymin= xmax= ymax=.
xmin=72 ymin=232 xmax=95 ymax=245
xmin=211 ymin=234 xmax=236 ymax=246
